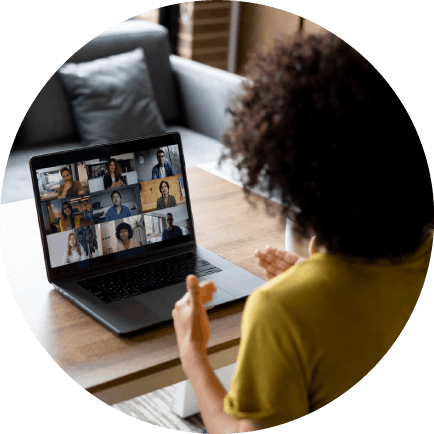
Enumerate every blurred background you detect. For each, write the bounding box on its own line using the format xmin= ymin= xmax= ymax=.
xmin=134 ymin=0 xmax=327 ymax=74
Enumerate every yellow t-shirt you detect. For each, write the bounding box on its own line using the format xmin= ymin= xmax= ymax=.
xmin=224 ymin=237 xmax=432 ymax=427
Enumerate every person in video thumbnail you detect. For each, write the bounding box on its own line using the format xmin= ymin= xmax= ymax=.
xmin=157 ymin=180 xmax=177 ymax=210
xmin=57 ymin=167 xmax=84 ymax=198
xmin=162 ymin=213 xmax=183 ymax=241
xmin=104 ymin=158 xmax=125 ymax=190
xmin=104 ymin=191 xmax=132 ymax=222
xmin=62 ymin=232 xmax=88 ymax=264
xmin=116 ymin=222 xmax=143 ymax=251
xmin=151 ymin=149 xmax=177 ymax=179
xmin=59 ymin=201 xmax=81 ymax=231
xmin=83 ymin=200 xmax=93 ymax=221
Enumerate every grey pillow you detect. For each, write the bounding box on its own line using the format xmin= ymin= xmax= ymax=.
xmin=58 ymin=47 xmax=167 ymax=146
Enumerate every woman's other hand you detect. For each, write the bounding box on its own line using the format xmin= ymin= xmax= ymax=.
xmin=255 ymin=236 xmax=320 ymax=280
xmin=255 ymin=247 xmax=303 ymax=280
xmin=172 ymin=275 xmax=216 ymax=368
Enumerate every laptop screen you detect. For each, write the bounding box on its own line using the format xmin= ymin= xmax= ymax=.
xmin=31 ymin=134 xmax=196 ymax=281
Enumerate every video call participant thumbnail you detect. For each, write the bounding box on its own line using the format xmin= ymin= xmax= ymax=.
xmin=62 ymin=232 xmax=88 ymax=265
xmin=116 ymin=222 xmax=143 ymax=251
xmin=104 ymin=158 xmax=126 ymax=190
xmin=58 ymin=167 xmax=84 ymax=198
xmin=157 ymin=180 xmax=177 ymax=210
xmin=59 ymin=201 xmax=81 ymax=231
xmin=83 ymin=200 xmax=94 ymax=221
xmin=152 ymin=149 xmax=177 ymax=179
xmin=162 ymin=213 xmax=183 ymax=241
xmin=105 ymin=191 xmax=132 ymax=222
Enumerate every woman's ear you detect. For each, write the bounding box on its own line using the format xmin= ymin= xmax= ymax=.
xmin=309 ymin=236 xmax=320 ymax=256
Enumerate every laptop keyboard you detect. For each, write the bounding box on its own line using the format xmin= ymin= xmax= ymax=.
xmin=77 ymin=252 xmax=222 ymax=304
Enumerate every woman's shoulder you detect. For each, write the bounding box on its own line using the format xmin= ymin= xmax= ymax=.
xmin=241 ymin=259 xmax=331 ymax=334
xmin=249 ymin=256 xmax=330 ymax=305
xmin=252 ymin=243 xmax=431 ymax=308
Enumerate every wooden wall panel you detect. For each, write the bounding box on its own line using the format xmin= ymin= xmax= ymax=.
xmin=302 ymin=18 xmax=329 ymax=35
xmin=237 ymin=3 xmax=329 ymax=75
xmin=237 ymin=2 xmax=300 ymax=74
xmin=135 ymin=3 xmax=328 ymax=74
xmin=177 ymin=1 xmax=232 ymax=70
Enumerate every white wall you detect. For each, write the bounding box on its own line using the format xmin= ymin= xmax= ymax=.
xmin=47 ymin=230 xmax=74 ymax=268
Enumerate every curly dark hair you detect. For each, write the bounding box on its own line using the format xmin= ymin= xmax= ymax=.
xmin=222 ymin=33 xmax=433 ymax=260
xmin=116 ymin=222 xmax=133 ymax=241
xmin=159 ymin=180 xmax=170 ymax=194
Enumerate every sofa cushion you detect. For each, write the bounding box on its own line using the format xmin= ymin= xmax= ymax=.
xmin=58 ymin=47 xmax=167 ymax=146
xmin=170 ymin=55 xmax=245 ymax=143
xmin=68 ymin=20 xmax=179 ymax=124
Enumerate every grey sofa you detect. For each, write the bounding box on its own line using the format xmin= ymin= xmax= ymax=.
xmin=3 ymin=19 xmax=244 ymax=204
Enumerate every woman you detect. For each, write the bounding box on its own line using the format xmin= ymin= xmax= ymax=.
xmin=171 ymin=33 xmax=433 ymax=433
xmin=59 ymin=201 xmax=80 ymax=232
xmin=156 ymin=180 xmax=177 ymax=209
xmin=116 ymin=222 xmax=143 ymax=251
xmin=104 ymin=158 xmax=125 ymax=190
xmin=62 ymin=232 xmax=88 ymax=265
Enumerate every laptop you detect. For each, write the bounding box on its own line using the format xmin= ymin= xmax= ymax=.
xmin=30 ymin=132 xmax=265 ymax=335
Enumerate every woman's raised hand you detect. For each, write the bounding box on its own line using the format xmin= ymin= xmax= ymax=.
xmin=172 ymin=276 xmax=216 ymax=363
xmin=255 ymin=237 xmax=319 ymax=280
xmin=254 ymin=247 xmax=304 ymax=280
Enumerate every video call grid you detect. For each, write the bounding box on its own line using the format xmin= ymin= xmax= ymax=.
xmin=36 ymin=145 xmax=191 ymax=268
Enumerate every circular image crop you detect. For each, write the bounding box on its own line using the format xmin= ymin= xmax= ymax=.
xmin=2 ymin=3 xmax=432 ymax=434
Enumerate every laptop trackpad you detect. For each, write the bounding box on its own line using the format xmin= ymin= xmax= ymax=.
xmin=110 ymin=298 xmax=164 ymax=323
xmin=137 ymin=283 xmax=188 ymax=313
xmin=135 ymin=282 xmax=234 ymax=312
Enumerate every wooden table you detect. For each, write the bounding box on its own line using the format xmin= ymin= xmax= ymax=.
xmin=1 ymin=167 xmax=304 ymax=406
